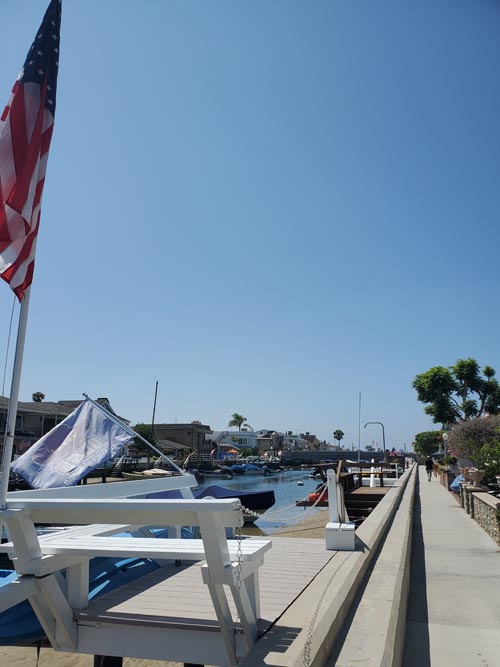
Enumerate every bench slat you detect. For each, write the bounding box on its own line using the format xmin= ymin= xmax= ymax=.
xmin=2 ymin=536 xmax=271 ymax=562
xmin=38 ymin=524 xmax=137 ymax=541
xmin=33 ymin=537 xmax=271 ymax=562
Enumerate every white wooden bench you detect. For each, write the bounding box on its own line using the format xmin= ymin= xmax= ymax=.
xmin=0 ymin=496 xmax=271 ymax=666
xmin=6 ymin=534 xmax=271 ymax=563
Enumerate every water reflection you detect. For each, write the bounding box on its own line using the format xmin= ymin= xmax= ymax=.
xmin=198 ymin=469 xmax=323 ymax=535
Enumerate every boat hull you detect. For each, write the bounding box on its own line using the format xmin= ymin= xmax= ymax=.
xmin=194 ymin=485 xmax=275 ymax=512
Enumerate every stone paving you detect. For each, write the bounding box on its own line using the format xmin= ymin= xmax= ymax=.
xmin=404 ymin=468 xmax=500 ymax=667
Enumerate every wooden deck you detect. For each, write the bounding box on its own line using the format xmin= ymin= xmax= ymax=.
xmin=348 ymin=486 xmax=391 ymax=496
xmin=77 ymin=536 xmax=333 ymax=634
xmin=74 ymin=536 xmax=335 ymax=664
xmin=297 ymin=485 xmax=391 ymax=507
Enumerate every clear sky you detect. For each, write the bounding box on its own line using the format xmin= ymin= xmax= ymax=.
xmin=1 ymin=0 xmax=499 ymax=450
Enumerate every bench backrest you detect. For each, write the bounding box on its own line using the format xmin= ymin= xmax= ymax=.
xmin=5 ymin=497 xmax=244 ymax=528
xmin=6 ymin=473 xmax=198 ymax=500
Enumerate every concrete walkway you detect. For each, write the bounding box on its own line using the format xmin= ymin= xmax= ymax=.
xmin=404 ymin=468 xmax=500 ymax=667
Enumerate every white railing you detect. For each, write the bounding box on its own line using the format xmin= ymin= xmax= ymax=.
xmin=0 ymin=475 xmax=271 ymax=666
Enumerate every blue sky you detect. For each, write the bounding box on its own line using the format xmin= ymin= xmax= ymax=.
xmin=1 ymin=0 xmax=499 ymax=450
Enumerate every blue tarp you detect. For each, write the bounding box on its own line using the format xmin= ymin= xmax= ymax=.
xmin=450 ymin=474 xmax=464 ymax=493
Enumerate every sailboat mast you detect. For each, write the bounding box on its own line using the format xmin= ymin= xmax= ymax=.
xmin=151 ymin=380 xmax=158 ymax=442
xmin=0 ymin=288 xmax=32 ymax=507
xmin=357 ymin=390 xmax=361 ymax=463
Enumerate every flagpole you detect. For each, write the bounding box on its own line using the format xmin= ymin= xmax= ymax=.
xmin=0 ymin=287 xmax=32 ymax=508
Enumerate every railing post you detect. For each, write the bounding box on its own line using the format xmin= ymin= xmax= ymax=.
xmin=327 ymin=469 xmax=339 ymax=523
xmin=325 ymin=469 xmax=355 ymax=551
xmin=370 ymin=459 xmax=376 ymax=488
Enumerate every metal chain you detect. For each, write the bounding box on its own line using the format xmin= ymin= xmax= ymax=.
xmin=233 ymin=504 xmax=244 ymax=655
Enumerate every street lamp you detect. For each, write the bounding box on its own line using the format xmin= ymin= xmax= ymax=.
xmin=364 ymin=421 xmax=386 ymax=452
xmin=441 ymin=432 xmax=448 ymax=457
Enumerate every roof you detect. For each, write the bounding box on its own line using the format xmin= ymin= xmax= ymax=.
xmin=152 ymin=423 xmax=212 ymax=432
xmin=156 ymin=439 xmax=189 ymax=452
xmin=0 ymin=396 xmax=130 ymax=424
xmin=0 ymin=396 xmax=73 ymax=417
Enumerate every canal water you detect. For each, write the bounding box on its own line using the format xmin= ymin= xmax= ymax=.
xmin=197 ymin=469 xmax=324 ymax=534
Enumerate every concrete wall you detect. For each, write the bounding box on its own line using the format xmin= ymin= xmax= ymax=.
xmin=240 ymin=464 xmax=418 ymax=667
xmin=283 ymin=450 xmax=407 ymax=464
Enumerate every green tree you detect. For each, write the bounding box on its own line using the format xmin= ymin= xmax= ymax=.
xmin=32 ymin=391 xmax=45 ymax=402
xmin=240 ymin=447 xmax=259 ymax=458
xmin=227 ymin=413 xmax=248 ymax=431
xmin=414 ymin=430 xmax=443 ymax=458
xmin=413 ymin=358 xmax=500 ymax=425
xmin=133 ymin=422 xmax=157 ymax=444
xmin=333 ymin=429 xmax=345 ymax=448
xmin=132 ymin=422 xmax=157 ymax=460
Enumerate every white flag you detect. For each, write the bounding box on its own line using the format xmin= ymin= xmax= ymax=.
xmin=12 ymin=399 xmax=133 ymax=489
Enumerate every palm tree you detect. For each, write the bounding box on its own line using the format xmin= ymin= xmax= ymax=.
xmin=32 ymin=391 xmax=45 ymax=403
xmin=228 ymin=413 xmax=247 ymax=431
xmin=333 ymin=429 xmax=345 ymax=448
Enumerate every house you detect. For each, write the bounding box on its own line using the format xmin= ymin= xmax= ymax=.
xmin=209 ymin=429 xmax=313 ymax=456
xmin=209 ymin=429 xmax=259 ymax=450
xmin=57 ymin=398 xmax=130 ymax=426
xmin=256 ymin=430 xmax=284 ymax=456
xmin=282 ymin=431 xmax=310 ymax=450
xmin=144 ymin=422 xmax=213 ymax=461
xmin=301 ymin=432 xmax=320 ymax=449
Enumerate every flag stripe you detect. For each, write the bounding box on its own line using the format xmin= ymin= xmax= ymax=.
xmin=0 ymin=0 xmax=61 ymax=301
xmin=8 ymin=95 xmax=46 ymax=215
xmin=9 ymin=85 xmax=29 ymax=177
xmin=0 ymin=184 xmax=6 ymax=233
xmin=1 ymin=218 xmax=39 ymax=283
xmin=40 ymin=124 xmax=53 ymax=156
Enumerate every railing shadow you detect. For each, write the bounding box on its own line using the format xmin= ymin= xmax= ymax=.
xmin=403 ymin=472 xmax=430 ymax=666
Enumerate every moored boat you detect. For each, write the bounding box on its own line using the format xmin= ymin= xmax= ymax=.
xmin=227 ymin=464 xmax=246 ymax=475
xmin=121 ymin=469 xmax=178 ymax=480
xmin=199 ymin=466 xmax=234 ymax=479
xmin=194 ymin=484 xmax=275 ymax=513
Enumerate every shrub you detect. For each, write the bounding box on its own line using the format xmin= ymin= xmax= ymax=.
xmin=447 ymin=416 xmax=500 ymax=465
xmin=475 ymin=441 xmax=500 ymax=483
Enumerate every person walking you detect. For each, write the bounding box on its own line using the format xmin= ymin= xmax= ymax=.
xmin=425 ymin=457 xmax=433 ymax=481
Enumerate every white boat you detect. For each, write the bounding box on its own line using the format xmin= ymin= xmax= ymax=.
xmin=122 ymin=468 xmax=177 ymax=480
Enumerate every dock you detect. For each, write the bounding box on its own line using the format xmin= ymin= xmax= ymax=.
xmin=297 ymin=484 xmax=391 ymax=522
xmin=76 ymin=537 xmax=333 ymax=665
xmin=4 ymin=464 xmax=500 ymax=667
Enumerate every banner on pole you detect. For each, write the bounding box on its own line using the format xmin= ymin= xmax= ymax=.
xmin=12 ymin=398 xmax=134 ymax=488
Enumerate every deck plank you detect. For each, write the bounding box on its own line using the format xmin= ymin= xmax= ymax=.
xmin=77 ymin=536 xmax=334 ymax=632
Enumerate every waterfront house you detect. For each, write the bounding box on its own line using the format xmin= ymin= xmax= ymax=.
xmin=144 ymin=422 xmax=213 ymax=462
xmin=209 ymin=428 xmax=259 ymax=450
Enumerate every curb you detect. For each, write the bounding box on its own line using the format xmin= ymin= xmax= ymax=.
xmin=381 ymin=462 xmax=417 ymax=667
xmin=239 ymin=464 xmax=417 ymax=667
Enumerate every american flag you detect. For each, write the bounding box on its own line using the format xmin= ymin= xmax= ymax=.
xmin=0 ymin=0 xmax=62 ymax=301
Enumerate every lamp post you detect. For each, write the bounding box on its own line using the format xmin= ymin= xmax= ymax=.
xmin=364 ymin=421 xmax=386 ymax=452
xmin=441 ymin=432 xmax=448 ymax=457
